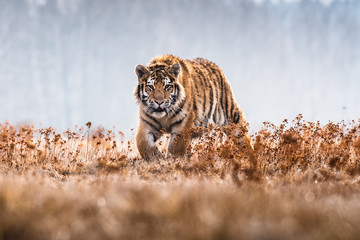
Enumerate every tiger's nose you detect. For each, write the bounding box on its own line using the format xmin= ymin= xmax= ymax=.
xmin=155 ymin=100 xmax=164 ymax=105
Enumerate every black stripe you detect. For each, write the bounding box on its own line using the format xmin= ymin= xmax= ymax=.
xmin=212 ymin=67 xmax=224 ymax=117
xmin=193 ymin=67 xmax=200 ymax=95
xmin=169 ymin=115 xmax=186 ymax=132
xmin=196 ymin=66 xmax=207 ymax=116
xmin=136 ymin=85 xmax=141 ymax=100
xmin=171 ymin=84 xmax=179 ymax=104
xmin=193 ymin=98 xmax=197 ymax=111
xmin=191 ymin=67 xmax=199 ymax=113
xmin=200 ymin=62 xmax=216 ymax=121
xmin=169 ymin=101 xmax=192 ymax=132
xmin=140 ymin=84 xmax=147 ymax=103
xmin=168 ymin=73 xmax=177 ymax=82
xmin=207 ymin=83 xmax=214 ymax=120
xmin=174 ymin=84 xmax=179 ymax=96
xmin=144 ymin=111 xmax=161 ymax=127
xmin=223 ymin=79 xmax=229 ymax=119
xmin=230 ymin=101 xmax=235 ymax=120
xmin=206 ymin=64 xmax=219 ymax=113
xmin=149 ymin=132 xmax=158 ymax=143
xmin=141 ymin=84 xmax=144 ymax=95
xmin=141 ymin=117 xmax=160 ymax=132
xmin=210 ymin=67 xmax=228 ymax=124
xmin=212 ymin=104 xmax=217 ymax=123
xmin=233 ymin=111 xmax=240 ymax=124
xmin=202 ymin=91 xmax=207 ymax=118
xmin=171 ymin=98 xmax=186 ymax=119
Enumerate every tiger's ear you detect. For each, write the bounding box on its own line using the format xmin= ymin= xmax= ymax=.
xmin=169 ymin=64 xmax=181 ymax=78
xmin=135 ymin=65 xmax=149 ymax=80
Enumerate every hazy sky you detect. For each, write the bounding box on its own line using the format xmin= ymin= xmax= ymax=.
xmin=0 ymin=0 xmax=359 ymax=134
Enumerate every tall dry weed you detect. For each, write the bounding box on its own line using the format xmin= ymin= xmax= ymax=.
xmin=1 ymin=116 xmax=360 ymax=239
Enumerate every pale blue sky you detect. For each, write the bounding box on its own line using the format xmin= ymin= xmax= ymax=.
xmin=0 ymin=0 xmax=359 ymax=134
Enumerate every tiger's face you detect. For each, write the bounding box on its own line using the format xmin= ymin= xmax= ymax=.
xmin=135 ymin=63 xmax=184 ymax=118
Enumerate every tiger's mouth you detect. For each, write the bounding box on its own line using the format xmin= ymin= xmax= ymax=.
xmin=150 ymin=107 xmax=167 ymax=113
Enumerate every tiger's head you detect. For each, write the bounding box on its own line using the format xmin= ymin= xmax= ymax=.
xmin=134 ymin=63 xmax=185 ymax=118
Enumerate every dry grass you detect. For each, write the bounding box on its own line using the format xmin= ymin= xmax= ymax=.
xmin=1 ymin=115 xmax=360 ymax=240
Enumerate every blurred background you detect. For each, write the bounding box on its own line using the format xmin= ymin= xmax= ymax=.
xmin=0 ymin=0 xmax=359 ymax=135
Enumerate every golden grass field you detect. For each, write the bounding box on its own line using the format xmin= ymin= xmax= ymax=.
xmin=1 ymin=115 xmax=360 ymax=240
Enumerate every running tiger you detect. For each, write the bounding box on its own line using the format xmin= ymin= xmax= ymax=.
xmin=134 ymin=54 xmax=252 ymax=160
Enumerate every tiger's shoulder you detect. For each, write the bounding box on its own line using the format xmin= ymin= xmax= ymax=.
xmin=149 ymin=55 xmax=221 ymax=71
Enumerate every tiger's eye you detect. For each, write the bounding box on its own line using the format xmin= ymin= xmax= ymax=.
xmin=164 ymin=85 xmax=172 ymax=91
xmin=147 ymin=85 xmax=154 ymax=91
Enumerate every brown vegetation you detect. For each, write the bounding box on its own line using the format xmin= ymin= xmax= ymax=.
xmin=1 ymin=115 xmax=360 ymax=240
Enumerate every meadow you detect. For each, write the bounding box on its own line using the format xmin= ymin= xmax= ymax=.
xmin=1 ymin=115 xmax=360 ymax=240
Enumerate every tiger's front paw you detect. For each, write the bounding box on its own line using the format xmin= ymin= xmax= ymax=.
xmin=167 ymin=136 xmax=188 ymax=158
xmin=140 ymin=146 xmax=163 ymax=161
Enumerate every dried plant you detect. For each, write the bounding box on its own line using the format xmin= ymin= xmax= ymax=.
xmin=1 ymin=115 xmax=360 ymax=239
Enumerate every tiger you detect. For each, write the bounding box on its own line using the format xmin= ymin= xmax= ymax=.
xmin=134 ymin=54 xmax=253 ymax=161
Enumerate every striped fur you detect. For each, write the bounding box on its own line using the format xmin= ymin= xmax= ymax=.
xmin=134 ymin=54 xmax=251 ymax=160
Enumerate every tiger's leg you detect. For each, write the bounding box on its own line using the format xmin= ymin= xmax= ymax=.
xmin=167 ymin=130 xmax=191 ymax=158
xmin=136 ymin=121 xmax=162 ymax=161
xmin=167 ymin=115 xmax=194 ymax=158
xmin=230 ymin=108 xmax=257 ymax=169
